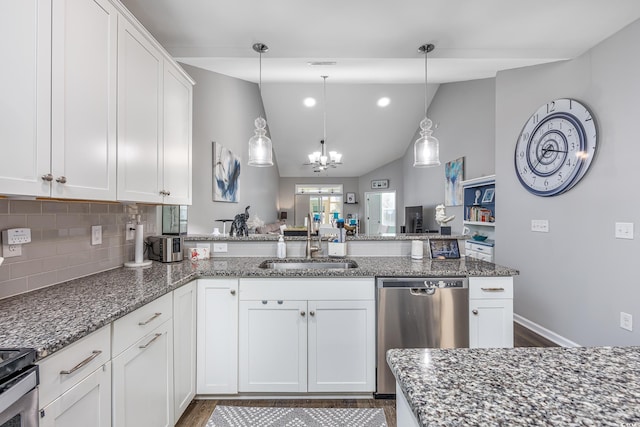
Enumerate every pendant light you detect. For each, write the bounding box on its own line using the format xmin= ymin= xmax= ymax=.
xmin=305 ymin=76 xmax=342 ymax=172
xmin=248 ymin=43 xmax=273 ymax=167
xmin=413 ymin=43 xmax=440 ymax=167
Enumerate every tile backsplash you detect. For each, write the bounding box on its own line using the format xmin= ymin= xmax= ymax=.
xmin=0 ymin=199 xmax=157 ymax=299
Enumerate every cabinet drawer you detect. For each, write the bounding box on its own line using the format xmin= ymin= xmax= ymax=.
xmin=465 ymin=241 xmax=494 ymax=254
xmin=467 ymin=250 xmax=493 ymax=262
xmin=469 ymin=277 xmax=513 ymax=299
xmin=38 ymin=325 xmax=111 ymax=409
xmin=112 ymin=293 xmax=172 ymax=356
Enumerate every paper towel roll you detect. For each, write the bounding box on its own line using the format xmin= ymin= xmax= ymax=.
xmin=411 ymin=240 xmax=423 ymax=260
xmin=134 ymin=223 xmax=144 ymax=263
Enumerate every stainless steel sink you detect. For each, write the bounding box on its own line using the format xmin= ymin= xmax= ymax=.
xmin=259 ymin=259 xmax=358 ymax=270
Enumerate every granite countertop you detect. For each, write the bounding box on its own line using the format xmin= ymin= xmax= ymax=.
xmin=387 ymin=347 xmax=640 ymax=426
xmin=185 ymin=233 xmax=463 ymax=241
xmin=0 ymin=256 xmax=517 ymax=360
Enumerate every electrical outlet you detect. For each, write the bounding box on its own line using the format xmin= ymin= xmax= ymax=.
xmin=213 ymin=243 xmax=228 ymax=253
xmin=615 ymin=222 xmax=634 ymax=239
xmin=620 ymin=312 xmax=633 ymax=331
xmin=531 ymin=219 xmax=549 ymax=233
xmin=125 ymin=222 xmax=135 ymax=241
xmin=91 ymin=225 xmax=102 ymax=245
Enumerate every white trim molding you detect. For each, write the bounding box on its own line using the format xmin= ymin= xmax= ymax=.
xmin=514 ymin=314 xmax=581 ymax=348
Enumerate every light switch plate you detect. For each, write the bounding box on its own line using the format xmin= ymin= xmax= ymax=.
xmin=615 ymin=222 xmax=634 ymax=239
xmin=125 ymin=223 xmax=135 ymax=241
xmin=91 ymin=225 xmax=102 ymax=245
xmin=620 ymin=312 xmax=633 ymax=331
xmin=531 ymin=219 xmax=549 ymax=233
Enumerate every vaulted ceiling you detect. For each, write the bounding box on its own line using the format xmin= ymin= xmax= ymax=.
xmin=121 ymin=0 xmax=640 ymax=177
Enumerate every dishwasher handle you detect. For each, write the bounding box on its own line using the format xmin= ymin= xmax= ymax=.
xmin=410 ymin=287 xmax=436 ymax=296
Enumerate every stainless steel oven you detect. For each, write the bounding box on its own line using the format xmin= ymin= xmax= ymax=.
xmin=0 ymin=349 xmax=38 ymax=427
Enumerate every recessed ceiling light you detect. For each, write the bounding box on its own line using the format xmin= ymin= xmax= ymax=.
xmin=304 ymin=97 xmax=316 ymax=107
xmin=377 ymin=97 xmax=391 ymax=107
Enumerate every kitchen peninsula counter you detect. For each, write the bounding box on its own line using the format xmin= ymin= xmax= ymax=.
xmin=0 ymin=256 xmax=517 ymax=359
xmin=185 ymin=233 xmax=461 ymax=241
xmin=387 ymin=347 xmax=640 ymax=426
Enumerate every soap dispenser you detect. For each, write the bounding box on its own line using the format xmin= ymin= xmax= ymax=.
xmin=277 ymin=235 xmax=286 ymax=259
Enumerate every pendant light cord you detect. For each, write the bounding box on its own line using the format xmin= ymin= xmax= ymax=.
xmin=424 ymin=48 xmax=428 ymax=118
xmin=322 ymin=75 xmax=328 ymax=154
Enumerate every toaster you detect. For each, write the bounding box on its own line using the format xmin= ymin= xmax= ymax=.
xmin=147 ymin=236 xmax=184 ymax=263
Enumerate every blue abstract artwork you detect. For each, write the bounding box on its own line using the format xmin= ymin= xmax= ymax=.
xmin=444 ymin=157 xmax=464 ymax=206
xmin=213 ymin=142 xmax=240 ymax=203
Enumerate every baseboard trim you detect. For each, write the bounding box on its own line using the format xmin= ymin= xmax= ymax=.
xmin=514 ymin=314 xmax=581 ymax=348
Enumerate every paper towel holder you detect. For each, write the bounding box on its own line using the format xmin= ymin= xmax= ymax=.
xmin=124 ymin=221 xmax=152 ymax=268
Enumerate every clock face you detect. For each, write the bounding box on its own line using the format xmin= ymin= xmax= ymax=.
xmin=514 ymin=98 xmax=597 ymax=196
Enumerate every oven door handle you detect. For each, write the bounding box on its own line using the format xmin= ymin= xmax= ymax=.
xmin=0 ymin=368 xmax=38 ymax=416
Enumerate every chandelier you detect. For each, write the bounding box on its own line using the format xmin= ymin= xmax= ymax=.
xmin=305 ymin=76 xmax=342 ymax=172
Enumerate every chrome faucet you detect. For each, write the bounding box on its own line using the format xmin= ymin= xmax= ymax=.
xmin=306 ymin=213 xmax=320 ymax=259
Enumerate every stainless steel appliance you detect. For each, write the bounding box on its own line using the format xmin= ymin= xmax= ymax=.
xmin=376 ymin=277 xmax=469 ymax=397
xmin=0 ymin=348 xmax=39 ymax=427
xmin=147 ymin=236 xmax=184 ymax=263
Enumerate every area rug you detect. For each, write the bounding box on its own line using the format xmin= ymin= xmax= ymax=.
xmin=206 ymin=405 xmax=388 ymax=427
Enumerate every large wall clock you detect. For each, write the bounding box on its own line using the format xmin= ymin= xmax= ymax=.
xmin=514 ymin=98 xmax=597 ymax=197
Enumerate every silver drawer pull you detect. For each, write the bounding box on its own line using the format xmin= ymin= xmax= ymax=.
xmin=230 ymin=289 xmax=236 ymax=295
xmin=55 ymin=176 xmax=67 ymax=184
xmin=481 ymin=287 xmax=505 ymax=292
xmin=138 ymin=312 xmax=162 ymax=326
xmin=41 ymin=173 xmax=53 ymax=182
xmin=472 ymin=309 xmax=479 ymax=315
xmin=60 ymin=350 xmax=102 ymax=375
xmin=139 ymin=333 xmax=162 ymax=349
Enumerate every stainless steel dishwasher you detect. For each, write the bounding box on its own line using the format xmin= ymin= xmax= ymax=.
xmin=376 ymin=277 xmax=469 ymax=397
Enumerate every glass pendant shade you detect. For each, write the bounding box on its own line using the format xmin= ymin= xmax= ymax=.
xmin=413 ymin=117 xmax=440 ymax=167
xmin=248 ymin=117 xmax=273 ymax=167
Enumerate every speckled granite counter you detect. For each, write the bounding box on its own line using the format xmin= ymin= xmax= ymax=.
xmin=185 ymin=233 xmax=462 ymax=241
xmin=387 ymin=347 xmax=640 ymax=426
xmin=0 ymin=256 xmax=517 ymax=360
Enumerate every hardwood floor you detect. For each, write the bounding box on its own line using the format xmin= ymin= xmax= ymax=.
xmin=176 ymin=323 xmax=555 ymax=426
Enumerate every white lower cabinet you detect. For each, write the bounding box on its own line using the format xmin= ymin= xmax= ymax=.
xmin=173 ymin=281 xmax=196 ymax=423
xmin=469 ymin=277 xmax=514 ymax=348
xmin=112 ymin=293 xmax=174 ymax=427
xmin=39 ymin=362 xmax=111 ymax=427
xmin=238 ymin=278 xmax=376 ymax=394
xmin=197 ymin=279 xmax=239 ymax=394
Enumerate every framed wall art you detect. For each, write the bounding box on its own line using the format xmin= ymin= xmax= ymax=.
xmin=213 ymin=141 xmax=241 ymax=203
xmin=444 ymin=157 xmax=464 ymax=206
xmin=346 ymin=192 xmax=356 ymax=204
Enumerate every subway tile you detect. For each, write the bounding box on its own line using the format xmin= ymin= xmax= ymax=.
xmin=90 ymin=203 xmax=109 ymax=214
xmin=109 ymin=204 xmax=124 ymax=214
xmin=42 ymin=255 xmax=69 ymax=272
xmin=0 ymin=265 xmax=10 ymax=282
xmin=9 ymin=200 xmax=42 ymax=214
xmin=99 ymin=214 xmax=116 ymax=225
xmin=57 ymin=239 xmax=91 ymax=255
xmin=56 ymin=214 xmax=83 ymax=228
xmin=0 ymin=200 xmax=8 ymax=214
xmin=27 ymin=271 xmax=58 ymax=291
xmin=0 ymin=278 xmax=28 ymax=299
xmin=68 ymin=227 xmax=89 ymax=238
xmin=0 ymin=215 xmax=27 ymax=228
xmin=66 ymin=250 xmax=93 ymax=267
xmin=27 ymin=214 xmax=56 ymax=229
xmin=68 ymin=203 xmax=91 ymax=214
xmin=11 ymin=259 xmax=44 ymax=279
xmin=25 ymin=242 xmax=58 ymax=260
xmin=42 ymin=201 xmax=68 ymax=214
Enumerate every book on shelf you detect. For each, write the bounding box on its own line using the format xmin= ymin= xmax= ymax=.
xmin=465 ymin=206 xmax=494 ymax=223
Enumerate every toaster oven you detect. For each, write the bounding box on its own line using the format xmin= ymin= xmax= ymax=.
xmin=147 ymin=236 xmax=184 ymax=263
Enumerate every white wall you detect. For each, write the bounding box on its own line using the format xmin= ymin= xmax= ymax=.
xmin=495 ymin=20 xmax=640 ymax=346
xmin=402 ymin=79 xmax=496 ymax=231
xmin=181 ymin=64 xmax=280 ymax=234
xmin=358 ymin=159 xmax=404 ymax=234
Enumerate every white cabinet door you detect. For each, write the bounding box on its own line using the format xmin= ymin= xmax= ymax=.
xmin=162 ymin=62 xmax=192 ymax=205
xmin=112 ymin=320 xmax=174 ymax=427
xmin=239 ymin=300 xmax=307 ymax=393
xmin=173 ymin=282 xmax=196 ymax=422
xmin=197 ymin=279 xmax=238 ymax=394
xmin=0 ymin=0 xmax=51 ymax=197
xmin=50 ymin=0 xmax=117 ymax=200
xmin=40 ymin=363 xmax=111 ymax=427
xmin=307 ymin=300 xmax=375 ymax=392
xmin=469 ymin=298 xmax=514 ymax=348
xmin=116 ymin=15 xmax=163 ymax=203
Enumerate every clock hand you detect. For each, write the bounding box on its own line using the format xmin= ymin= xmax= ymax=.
xmin=532 ymin=145 xmax=551 ymax=169
xmin=544 ymin=148 xmax=568 ymax=154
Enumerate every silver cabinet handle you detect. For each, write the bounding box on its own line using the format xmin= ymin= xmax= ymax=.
xmin=159 ymin=190 xmax=166 ymax=196
xmin=309 ymin=311 xmax=315 ymax=316
xmin=139 ymin=333 xmax=162 ymax=349
xmin=262 ymin=300 xmax=268 ymax=305
xmin=230 ymin=289 xmax=236 ymax=295
xmin=60 ymin=350 xmax=102 ymax=375
xmin=481 ymin=287 xmax=505 ymax=292
xmin=277 ymin=300 xmax=283 ymax=305
xmin=472 ymin=309 xmax=479 ymax=315
xmin=138 ymin=312 xmax=162 ymax=326
xmin=55 ymin=176 xmax=67 ymax=184
xmin=300 ymin=311 xmax=306 ymax=317
xmin=41 ymin=173 xmax=53 ymax=182
xmin=165 ymin=190 xmax=170 ymax=196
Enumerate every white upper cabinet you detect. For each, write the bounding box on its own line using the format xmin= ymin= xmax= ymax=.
xmin=116 ymin=16 xmax=163 ymax=203
xmin=162 ymin=62 xmax=192 ymax=205
xmin=51 ymin=0 xmax=117 ymax=200
xmin=0 ymin=0 xmax=51 ymax=197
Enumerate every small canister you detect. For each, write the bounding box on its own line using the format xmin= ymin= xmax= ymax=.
xmin=411 ymin=240 xmax=423 ymax=260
